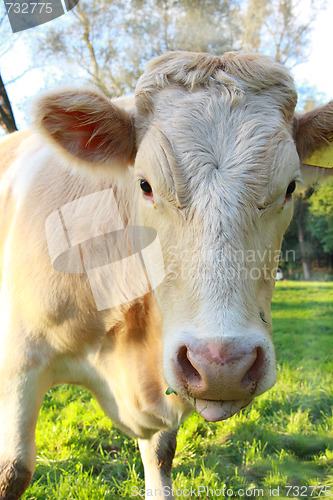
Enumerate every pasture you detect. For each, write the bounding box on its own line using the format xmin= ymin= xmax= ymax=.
xmin=22 ymin=281 xmax=333 ymax=499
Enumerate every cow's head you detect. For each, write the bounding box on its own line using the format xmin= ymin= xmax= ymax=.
xmin=34 ymin=52 xmax=333 ymax=421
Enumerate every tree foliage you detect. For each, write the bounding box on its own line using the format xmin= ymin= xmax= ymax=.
xmin=307 ymin=178 xmax=333 ymax=254
xmin=33 ymin=0 xmax=324 ymax=99
xmin=170 ymin=0 xmax=241 ymax=53
xmin=37 ymin=0 xmax=242 ymax=97
xmin=241 ymin=0 xmax=320 ymax=66
xmin=282 ymin=181 xmax=333 ymax=279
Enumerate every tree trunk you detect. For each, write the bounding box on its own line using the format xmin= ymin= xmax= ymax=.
xmin=296 ymin=212 xmax=311 ymax=280
xmin=0 ymin=73 xmax=18 ymax=134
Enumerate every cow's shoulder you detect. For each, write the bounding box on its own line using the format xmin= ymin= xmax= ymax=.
xmin=0 ymin=128 xmax=131 ymax=347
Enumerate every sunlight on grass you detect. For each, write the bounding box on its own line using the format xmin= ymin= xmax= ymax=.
xmin=22 ymin=282 xmax=333 ymax=498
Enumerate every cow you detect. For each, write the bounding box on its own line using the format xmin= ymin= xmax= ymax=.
xmin=0 ymin=51 xmax=332 ymax=499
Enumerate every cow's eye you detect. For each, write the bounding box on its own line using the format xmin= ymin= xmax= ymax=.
xmin=286 ymin=180 xmax=296 ymax=196
xmin=140 ymin=179 xmax=153 ymax=195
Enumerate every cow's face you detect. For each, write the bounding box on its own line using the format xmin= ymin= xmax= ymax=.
xmin=35 ymin=52 xmax=333 ymax=422
xmin=133 ymin=86 xmax=300 ymax=420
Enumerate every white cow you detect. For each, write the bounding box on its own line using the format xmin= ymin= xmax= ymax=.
xmin=0 ymin=51 xmax=332 ymax=499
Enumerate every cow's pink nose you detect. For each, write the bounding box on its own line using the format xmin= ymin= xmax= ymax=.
xmin=175 ymin=341 xmax=265 ymax=400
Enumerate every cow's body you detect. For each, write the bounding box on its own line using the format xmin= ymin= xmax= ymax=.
xmin=0 ymin=129 xmax=190 ymax=498
xmin=0 ymin=51 xmax=332 ymax=499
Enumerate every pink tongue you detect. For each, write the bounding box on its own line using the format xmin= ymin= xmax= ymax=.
xmin=194 ymin=399 xmax=249 ymax=422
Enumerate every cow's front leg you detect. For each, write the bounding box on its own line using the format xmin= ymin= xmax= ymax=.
xmin=138 ymin=428 xmax=178 ymax=499
xmin=0 ymin=323 xmax=51 ymax=499
xmin=0 ymin=368 xmax=50 ymax=500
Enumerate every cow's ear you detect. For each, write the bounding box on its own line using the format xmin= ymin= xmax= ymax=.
xmin=293 ymin=102 xmax=333 ymax=184
xmin=33 ymin=87 xmax=136 ymax=177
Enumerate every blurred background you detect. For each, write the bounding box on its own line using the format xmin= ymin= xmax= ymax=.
xmin=1 ymin=0 xmax=332 ymax=280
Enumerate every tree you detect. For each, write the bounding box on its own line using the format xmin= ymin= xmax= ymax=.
xmin=37 ymin=0 xmax=130 ymax=97
xmin=240 ymin=0 xmax=321 ymax=67
xmin=172 ymin=0 xmax=241 ymax=53
xmin=36 ymin=0 xmax=241 ymax=97
xmin=307 ymin=178 xmax=333 ymax=254
xmin=0 ymin=73 xmax=18 ymax=134
xmin=37 ymin=0 xmax=174 ymax=97
xmin=0 ymin=9 xmax=18 ymax=133
xmin=282 ymin=179 xmax=333 ymax=279
xmin=293 ymin=190 xmax=313 ymax=280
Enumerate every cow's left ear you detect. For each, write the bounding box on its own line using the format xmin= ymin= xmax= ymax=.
xmin=33 ymin=87 xmax=136 ymax=178
xmin=293 ymin=101 xmax=333 ymax=184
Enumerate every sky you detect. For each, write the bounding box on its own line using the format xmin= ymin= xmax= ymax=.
xmin=291 ymin=1 xmax=333 ymax=103
xmin=1 ymin=0 xmax=333 ymax=132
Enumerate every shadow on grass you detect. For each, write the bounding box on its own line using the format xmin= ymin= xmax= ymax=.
xmin=174 ymin=423 xmax=332 ymax=489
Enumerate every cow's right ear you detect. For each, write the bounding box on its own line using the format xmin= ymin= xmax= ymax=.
xmin=33 ymin=87 xmax=136 ymax=177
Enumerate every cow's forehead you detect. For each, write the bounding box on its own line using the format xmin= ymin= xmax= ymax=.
xmin=134 ymin=52 xmax=299 ymax=211
xmin=136 ymin=87 xmax=299 ymax=210
xmin=135 ymin=51 xmax=297 ymax=118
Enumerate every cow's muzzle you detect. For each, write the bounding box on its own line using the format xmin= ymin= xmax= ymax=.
xmin=172 ymin=337 xmax=275 ymax=421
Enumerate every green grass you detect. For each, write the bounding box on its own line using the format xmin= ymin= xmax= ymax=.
xmin=22 ymin=282 xmax=333 ymax=499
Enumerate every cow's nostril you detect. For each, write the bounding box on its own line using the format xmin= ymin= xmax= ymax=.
xmin=241 ymin=346 xmax=265 ymax=388
xmin=177 ymin=346 xmax=202 ymax=387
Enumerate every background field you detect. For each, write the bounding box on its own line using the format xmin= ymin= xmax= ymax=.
xmin=22 ymin=282 xmax=333 ymax=499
